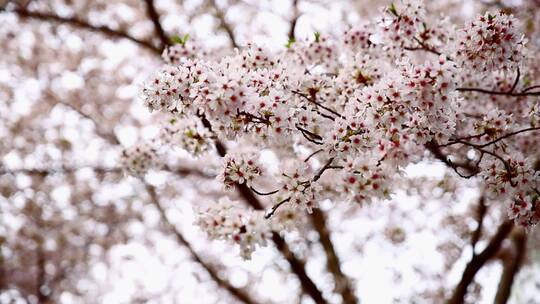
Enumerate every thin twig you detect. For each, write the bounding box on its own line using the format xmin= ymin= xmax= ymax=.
xmin=457 ymin=87 xmax=540 ymax=97
xmin=304 ymin=149 xmax=324 ymax=162
xmin=249 ymin=186 xmax=279 ymax=196
xmin=264 ymin=197 xmax=291 ymax=219
xmin=313 ymin=157 xmax=335 ymax=182
xmin=508 ymin=67 xmax=520 ymax=93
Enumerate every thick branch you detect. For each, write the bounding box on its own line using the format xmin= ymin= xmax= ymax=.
xmin=270 ymin=232 xmax=326 ymax=304
xmin=493 ymin=228 xmax=527 ymax=304
xmin=470 ymin=195 xmax=487 ymax=253
xmin=310 ymin=209 xmax=357 ymax=304
xmin=447 ymin=220 xmax=514 ymax=304
xmin=2 ymin=7 xmax=160 ymax=54
xmin=145 ymin=184 xmax=258 ymax=304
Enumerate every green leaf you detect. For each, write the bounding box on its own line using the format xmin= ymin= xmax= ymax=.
xmin=182 ymin=34 xmax=190 ymax=46
xmin=388 ymin=3 xmax=398 ymax=17
xmin=170 ymin=35 xmax=183 ymax=45
xmin=314 ymin=31 xmax=321 ymax=43
xmin=170 ymin=34 xmax=190 ymax=46
xmin=285 ymin=37 xmax=296 ymax=49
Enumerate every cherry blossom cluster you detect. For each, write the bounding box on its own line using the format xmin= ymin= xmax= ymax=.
xmin=380 ymin=0 xmax=426 ymax=48
xmin=159 ymin=117 xmax=212 ymax=155
xmin=455 ymin=12 xmax=526 ymax=73
xmin=195 ymin=197 xmax=271 ymax=259
xmin=477 ymin=153 xmax=540 ymax=228
xmin=162 ymin=36 xmax=207 ymax=65
xmin=275 ymin=162 xmax=322 ymax=213
xmin=132 ymin=0 xmax=540 ymax=254
xmin=119 ymin=141 xmax=162 ymax=176
xmin=217 ymin=152 xmax=262 ymax=190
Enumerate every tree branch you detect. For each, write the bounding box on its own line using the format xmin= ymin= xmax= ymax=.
xmin=142 ymin=0 xmax=169 ymax=50
xmin=493 ymin=228 xmax=527 ymax=304
xmin=447 ymin=220 xmax=514 ymax=304
xmin=470 ymin=195 xmax=487 ymax=254
xmin=2 ymin=7 xmax=160 ymax=54
xmin=145 ymin=184 xmax=258 ymax=304
xmin=209 ymin=0 xmax=239 ymax=48
xmin=310 ymin=209 xmax=357 ymax=304
xmin=457 ymin=87 xmax=540 ymax=97
xmin=288 ymin=0 xmax=299 ymax=40
xmin=425 ymin=141 xmax=479 ymax=178
xmin=36 ymin=240 xmax=50 ymax=304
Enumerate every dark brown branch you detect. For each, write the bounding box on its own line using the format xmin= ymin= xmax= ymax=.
xmin=288 ymin=0 xmax=299 ymax=40
xmin=0 ymin=165 xmax=209 ymax=179
xmin=403 ymin=37 xmax=442 ymax=56
xmin=296 ymin=124 xmax=324 ymax=145
xmin=522 ymin=84 xmax=540 ymax=93
xmin=0 ymin=166 xmax=122 ymax=176
xmin=36 ymin=241 xmax=50 ymax=304
xmin=447 ymin=220 xmax=514 ymax=304
xmin=271 ymin=232 xmax=326 ymax=304
xmin=442 ymin=127 xmax=540 ymax=149
xmin=313 ymin=157 xmax=335 ymax=182
xmin=304 ymin=149 xmax=324 ymax=162
xmin=473 ymin=127 xmax=540 ymax=148
xmin=2 ymin=7 xmax=160 ymax=54
xmin=249 ymin=186 xmax=279 ymax=196
xmin=493 ymin=228 xmax=527 ymax=304
xmin=292 ymin=90 xmax=344 ymax=120
xmin=425 ymin=141 xmax=479 ymax=178
xmin=264 ymin=197 xmax=291 ymax=219
xmin=310 ymin=209 xmax=357 ymax=304
xmin=470 ymin=196 xmax=487 ymax=254
xmin=508 ymin=67 xmax=520 ymax=93
xmin=142 ymin=0 xmax=169 ymax=50
xmin=145 ymin=184 xmax=258 ymax=304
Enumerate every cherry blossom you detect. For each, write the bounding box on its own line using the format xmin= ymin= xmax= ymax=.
xmin=132 ymin=0 xmax=540 ymax=260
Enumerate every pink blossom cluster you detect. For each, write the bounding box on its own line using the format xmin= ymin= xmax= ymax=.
xmin=217 ymin=152 xmax=262 ymax=190
xmin=120 ymin=141 xmax=162 ymax=176
xmin=455 ymin=12 xmax=526 ymax=72
xmin=159 ymin=118 xmax=212 ymax=155
xmin=195 ymin=198 xmax=271 ymax=259
xmin=128 ymin=0 xmax=540 ymax=256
